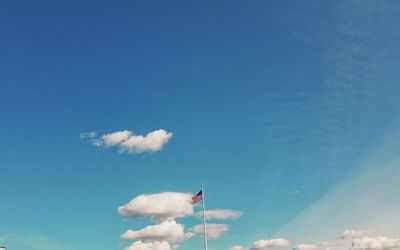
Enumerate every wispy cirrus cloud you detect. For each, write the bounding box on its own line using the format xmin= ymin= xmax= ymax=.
xmin=343 ymin=229 xmax=377 ymax=239
xmin=81 ymin=129 xmax=173 ymax=154
xmin=188 ymin=223 xmax=229 ymax=239
xmin=196 ymin=209 xmax=242 ymax=220
xmin=230 ymin=245 xmax=246 ymax=250
xmin=14 ymin=235 xmax=67 ymax=250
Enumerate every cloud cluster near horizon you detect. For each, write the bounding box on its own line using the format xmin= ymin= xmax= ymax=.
xmin=344 ymin=230 xmax=400 ymax=250
xmin=230 ymin=229 xmax=400 ymax=250
xmin=352 ymin=236 xmax=400 ymax=250
xmin=81 ymin=129 xmax=173 ymax=154
xmin=230 ymin=238 xmax=290 ymax=250
xmin=250 ymin=238 xmax=290 ymax=250
xmin=293 ymin=244 xmax=317 ymax=250
xmin=118 ymin=191 xmax=241 ymax=250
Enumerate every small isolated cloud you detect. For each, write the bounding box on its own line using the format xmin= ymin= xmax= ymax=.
xmin=80 ymin=131 xmax=97 ymax=139
xmin=124 ymin=240 xmax=171 ymax=250
xmin=352 ymin=236 xmax=400 ymax=250
xmin=83 ymin=129 xmax=173 ymax=154
xmin=230 ymin=245 xmax=246 ymax=250
xmin=118 ymin=192 xmax=193 ymax=222
xmin=343 ymin=229 xmax=378 ymax=239
xmin=121 ymin=220 xmax=186 ymax=243
xmin=250 ymin=238 xmax=290 ymax=250
xmin=196 ymin=209 xmax=242 ymax=220
xmin=293 ymin=244 xmax=317 ymax=250
xmin=189 ymin=223 xmax=229 ymax=239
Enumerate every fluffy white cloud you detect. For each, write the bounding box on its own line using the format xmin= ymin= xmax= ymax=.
xmin=86 ymin=129 xmax=173 ymax=153
xmin=352 ymin=236 xmax=400 ymax=250
xmin=189 ymin=223 xmax=229 ymax=239
xmin=124 ymin=241 xmax=171 ymax=250
xmin=196 ymin=209 xmax=242 ymax=220
xmin=250 ymin=238 xmax=290 ymax=249
xmin=121 ymin=220 xmax=186 ymax=243
xmin=230 ymin=245 xmax=246 ymax=250
xmin=343 ymin=229 xmax=378 ymax=239
xmin=293 ymin=244 xmax=317 ymax=250
xmin=118 ymin=192 xmax=193 ymax=222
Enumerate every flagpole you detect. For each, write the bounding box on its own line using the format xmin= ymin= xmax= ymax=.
xmin=201 ymin=183 xmax=208 ymax=250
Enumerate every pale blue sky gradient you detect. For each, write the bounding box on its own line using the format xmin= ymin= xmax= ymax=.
xmin=1 ymin=1 xmax=400 ymax=250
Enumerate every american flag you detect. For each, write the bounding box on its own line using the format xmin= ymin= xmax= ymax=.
xmin=192 ymin=190 xmax=203 ymax=204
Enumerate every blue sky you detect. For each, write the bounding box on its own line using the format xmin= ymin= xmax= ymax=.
xmin=1 ymin=1 xmax=400 ymax=250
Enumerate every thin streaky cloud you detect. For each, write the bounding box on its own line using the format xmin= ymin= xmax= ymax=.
xmin=293 ymin=244 xmax=317 ymax=250
xmin=196 ymin=209 xmax=242 ymax=220
xmin=250 ymin=238 xmax=290 ymax=250
xmin=343 ymin=229 xmax=378 ymax=239
xmin=230 ymin=245 xmax=246 ymax=250
xmin=189 ymin=223 xmax=229 ymax=239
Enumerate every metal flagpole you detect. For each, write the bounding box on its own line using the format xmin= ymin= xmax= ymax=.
xmin=201 ymin=183 xmax=208 ymax=250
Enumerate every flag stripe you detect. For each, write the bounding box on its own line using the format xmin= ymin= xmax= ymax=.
xmin=192 ymin=190 xmax=203 ymax=204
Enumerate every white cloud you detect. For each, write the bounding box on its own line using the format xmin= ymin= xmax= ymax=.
xmin=293 ymin=244 xmax=317 ymax=250
xmin=352 ymin=236 xmax=400 ymax=250
xmin=80 ymin=131 xmax=97 ymax=139
xmin=230 ymin=245 xmax=247 ymax=250
xmin=121 ymin=220 xmax=186 ymax=243
xmin=320 ymin=242 xmax=333 ymax=247
xmin=86 ymin=129 xmax=173 ymax=154
xmin=124 ymin=241 xmax=171 ymax=250
xmin=196 ymin=209 xmax=242 ymax=220
xmin=319 ymin=241 xmax=339 ymax=249
xmin=118 ymin=192 xmax=193 ymax=222
xmin=250 ymin=238 xmax=290 ymax=250
xmin=343 ymin=229 xmax=378 ymax=239
xmin=189 ymin=223 xmax=229 ymax=239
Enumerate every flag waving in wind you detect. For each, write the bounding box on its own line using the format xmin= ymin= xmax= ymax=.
xmin=192 ymin=190 xmax=203 ymax=204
